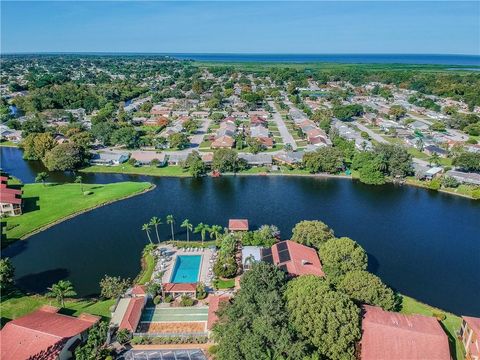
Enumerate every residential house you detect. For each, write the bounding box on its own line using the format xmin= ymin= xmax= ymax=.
xmin=130 ymin=151 xmax=167 ymax=166
xmin=273 ymin=151 xmax=304 ymax=166
xmin=0 ymin=176 xmax=22 ymax=216
xmin=211 ymin=135 xmax=235 ymax=149
xmin=110 ymin=296 xmax=146 ymax=333
xmin=250 ymin=124 xmax=269 ymax=138
xmin=168 ymin=153 xmax=189 ymax=166
xmin=241 ymin=246 xmax=263 ymax=271
xmin=261 ymin=240 xmax=324 ymax=277
xmin=424 ymin=145 xmax=449 ymax=157
xmin=360 ymin=305 xmax=450 ymax=360
xmin=446 ymin=170 xmax=480 ymax=185
xmin=0 ymin=305 xmax=100 ymax=360
xmin=461 ymin=316 xmax=480 ymax=360
xmin=424 ymin=166 xmax=443 ymax=180
xmin=239 ymin=153 xmax=273 ymax=166
xmin=91 ymin=152 xmax=129 ymax=166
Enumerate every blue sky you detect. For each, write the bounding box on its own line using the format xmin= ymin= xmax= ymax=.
xmin=1 ymin=1 xmax=479 ymax=54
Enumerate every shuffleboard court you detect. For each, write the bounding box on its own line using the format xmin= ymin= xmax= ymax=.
xmin=141 ymin=306 xmax=209 ymax=322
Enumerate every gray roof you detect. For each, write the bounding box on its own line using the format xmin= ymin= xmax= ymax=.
xmin=239 ymin=153 xmax=273 ymax=165
xmin=242 ymin=246 xmax=263 ymax=266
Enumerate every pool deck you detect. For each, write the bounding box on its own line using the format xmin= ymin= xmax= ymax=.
xmin=157 ymin=245 xmax=215 ymax=287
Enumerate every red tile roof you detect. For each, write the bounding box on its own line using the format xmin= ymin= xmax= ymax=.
xmin=207 ymin=295 xmax=230 ymax=330
xmin=130 ymin=285 xmax=147 ymax=296
xmin=360 ymin=305 xmax=450 ymax=360
xmin=0 ymin=183 xmax=22 ymax=204
xmin=119 ymin=297 xmax=145 ymax=332
xmin=163 ymin=283 xmax=197 ymax=293
xmin=228 ymin=219 xmax=249 ymax=231
xmin=271 ymin=240 xmax=324 ymax=277
xmin=463 ymin=316 xmax=480 ymax=336
xmin=0 ymin=305 xmax=99 ymax=360
xmin=211 ymin=135 xmax=235 ymax=149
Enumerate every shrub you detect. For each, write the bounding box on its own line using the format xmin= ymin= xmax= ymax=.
xmin=213 ymin=256 xmax=237 ymax=278
xmin=441 ymin=176 xmax=459 ymax=189
xmin=164 ymin=294 xmax=173 ymax=303
xmin=433 ymin=312 xmax=446 ymax=321
xmin=428 ymin=179 xmax=441 ymax=190
xmin=196 ymin=282 xmax=207 ymax=300
xmin=116 ymin=329 xmax=131 ymax=344
xmin=180 ymin=295 xmax=195 ymax=307
xmin=153 ymin=295 xmax=161 ymax=305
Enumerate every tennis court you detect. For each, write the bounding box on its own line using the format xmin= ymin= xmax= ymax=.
xmin=141 ymin=306 xmax=209 ymax=323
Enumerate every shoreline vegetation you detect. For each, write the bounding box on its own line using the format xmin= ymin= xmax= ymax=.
xmin=81 ymin=164 xmax=479 ymax=200
xmin=1 ymin=181 xmax=154 ymax=248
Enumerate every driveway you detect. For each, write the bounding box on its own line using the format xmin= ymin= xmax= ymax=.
xmin=268 ymin=101 xmax=297 ymax=150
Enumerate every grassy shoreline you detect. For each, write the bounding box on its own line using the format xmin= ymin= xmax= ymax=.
xmin=80 ymin=164 xmax=478 ymax=200
xmin=2 ymin=181 xmax=154 ymax=248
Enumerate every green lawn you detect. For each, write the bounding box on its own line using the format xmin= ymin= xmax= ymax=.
xmin=1 ymin=288 xmax=114 ymax=327
xmin=136 ymin=251 xmax=155 ymax=285
xmin=401 ymin=295 xmax=464 ymax=360
xmin=81 ymin=164 xmax=190 ymax=177
xmin=2 ymin=181 xmax=152 ymax=247
xmin=214 ymin=278 xmax=235 ymax=289
xmin=0 ymin=141 xmax=19 ymax=147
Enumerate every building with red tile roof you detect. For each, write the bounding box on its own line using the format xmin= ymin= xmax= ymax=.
xmin=228 ymin=219 xmax=249 ymax=231
xmin=0 ymin=181 xmax=22 ymax=216
xmin=211 ymin=135 xmax=235 ymax=149
xmin=262 ymin=240 xmax=324 ymax=277
xmin=118 ymin=297 xmax=145 ymax=332
xmin=129 ymin=285 xmax=147 ymax=297
xmin=207 ymin=295 xmax=230 ymax=331
xmin=0 ymin=305 xmax=100 ymax=360
xmin=461 ymin=316 xmax=480 ymax=360
xmin=360 ymin=305 xmax=451 ymax=360
xmin=163 ymin=283 xmax=197 ymax=298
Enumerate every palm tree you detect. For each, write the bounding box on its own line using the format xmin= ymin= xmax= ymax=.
xmin=35 ymin=172 xmax=48 ymax=187
xmin=194 ymin=223 xmax=209 ymax=244
xmin=209 ymin=225 xmax=222 ymax=241
xmin=74 ymin=175 xmax=84 ymax=194
xmin=46 ymin=280 xmax=77 ymax=308
xmin=429 ymin=153 xmax=440 ymax=166
xmin=181 ymin=219 xmax=193 ymax=242
xmin=142 ymin=223 xmax=153 ymax=244
xmin=166 ymin=215 xmax=175 ymax=241
xmin=149 ymin=217 xmax=162 ymax=243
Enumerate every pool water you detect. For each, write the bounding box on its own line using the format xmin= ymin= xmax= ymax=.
xmin=170 ymin=255 xmax=201 ymax=283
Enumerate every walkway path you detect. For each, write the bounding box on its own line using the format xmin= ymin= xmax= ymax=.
xmin=268 ymin=101 xmax=297 ymax=150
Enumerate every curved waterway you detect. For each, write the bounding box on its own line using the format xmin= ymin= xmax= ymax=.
xmin=1 ymin=147 xmax=479 ymax=316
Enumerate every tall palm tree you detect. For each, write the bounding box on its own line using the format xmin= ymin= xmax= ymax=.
xmin=142 ymin=223 xmax=153 ymax=244
xmin=429 ymin=153 xmax=440 ymax=166
xmin=181 ymin=219 xmax=193 ymax=242
xmin=209 ymin=225 xmax=222 ymax=240
xmin=194 ymin=223 xmax=209 ymax=244
xmin=46 ymin=280 xmax=77 ymax=308
xmin=166 ymin=215 xmax=175 ymax=241
xmin=74 ymin=175 xmax=84 ymax=194
xmin=149 ymin=217 xmax=162 ymax=243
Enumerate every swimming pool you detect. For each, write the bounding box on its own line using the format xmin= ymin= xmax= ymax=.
xmin=170 ymin=255 xmax=202 ymax=283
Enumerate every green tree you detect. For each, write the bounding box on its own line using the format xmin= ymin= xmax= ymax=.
xmin=111 ymin=126 xmax=140 ymax=148
xmin=213 ymin=262 xmax=306 ymax=360
xmin=452 ymin=152 xmax=480 ymax=172
xmin=142 ymin=223 xmax=153 ymax=244
xmin=388 ymin=105 xmax=407 ymax=120
xmin=338 ymin=270 xmax=397 ymax=311
xmin=43 ymin=143 xmax=85 ymax=171
xmin=181 ymin=219 xmax=193 ymax=242
xmin=166 ymin=214 xmax=175 ymax=241
xmin=212 ymin=148 xmax=241 ymax=173
xmin=429 ymin=153 xmax=441 ymax=166
xmin=168 ymin=132 xmax=190 ymax=150
xmin=209 ymin=225 xmax=223 ymax=241
xmin=99 ymin=275 xmax=131 ymax=299
xmin=75 ymin=321 xmax=110 ymax=360
xmin=0 ymin=258 xmax=15 ymax=290
xmin=303 ymin=147 xmax=344 ymax=174
xmin=183 ymin=151 xmax=206 ymax=177
xmin=319 ymin=237 xmax=368 ymax=279
xmin=46 ymin=280 xmax=77 ymax=308
xmin=35 ymin=172 xmax=48 ymax=186
xmin=291 ymin=220 xmax=335 ymax=249
xmin=285 ymin=275 xmax=361 ymax=360
xmin=194 ymin=222 xmax=209 ymax=244
xmin=359 ymin=158 xmax=386 ymax=185
xmin=22 ymin=133 xmax=56 ymax=160
xmin=149 ymin=216 xmax=162 ymax=243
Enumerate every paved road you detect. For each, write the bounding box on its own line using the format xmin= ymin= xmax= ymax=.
xmin=189 ymin=119 xmax=211 ymax=146
xmin=268 ymin=101 xmax=297 ymax=150
xmin=353 ymin=121 xmax=389 ymax=144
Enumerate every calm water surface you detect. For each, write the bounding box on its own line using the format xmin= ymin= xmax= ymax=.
xmin=1 ymin=147 xmax=479 ymax=316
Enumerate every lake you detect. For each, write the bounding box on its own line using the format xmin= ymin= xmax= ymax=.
xmin=1 ymin=147 xmax=479 ymax=316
